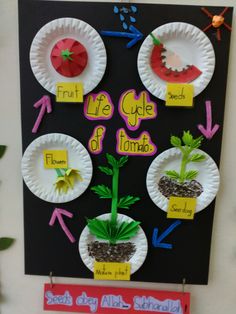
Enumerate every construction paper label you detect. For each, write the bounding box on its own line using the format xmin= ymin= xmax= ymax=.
xmin=56 ymin=82 xmax=83 ymax=102
xmin=167 ymin=197 xmax=196 ymax=219
xmin=116 ymin=128 xmax=157 ymax=156
xmin=94 ymin=262 xmax=130 ymax=280
xmin=119 ymin=90 xmax=157 ymax=130
xmin=166 ymin=84 xmax=193 ymax=107
xmin=44 ymin=283 xmax=190 ymax=313
xmin=88 ymin=125 xmax=106 ymax=154
xmin=84 ymin=92 xmax=114 ymax=120
xmin=43 ymin=150 xmax=68 ymax=169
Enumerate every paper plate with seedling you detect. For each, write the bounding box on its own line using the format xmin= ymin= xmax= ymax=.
xmin=79 ymin=154 xmax=148 ymax=274
xmin=21 ymin=133 xmax=92 ymax=203
xmin=147 ymin=131 xmax=220 ymax=212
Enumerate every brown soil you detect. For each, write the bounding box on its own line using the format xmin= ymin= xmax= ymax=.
xmin=158 ymin=176 xmax=203 ymax=198
xmin=88 ymin=241 xmax=136 ymax=263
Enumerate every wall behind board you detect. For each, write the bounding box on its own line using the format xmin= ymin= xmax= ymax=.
xmin=0 ymin=0 xmax=236 ymax=313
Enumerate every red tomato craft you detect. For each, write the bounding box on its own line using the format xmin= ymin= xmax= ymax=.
xmin=50 ymin=38 xmax=88 ymax=77
xmin=150 ymin=34 xmax=202 ymax=83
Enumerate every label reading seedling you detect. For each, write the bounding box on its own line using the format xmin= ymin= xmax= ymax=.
xmin=167 ymin=196 xmax=196 ymax=219
xmin=166 ymin=84 xmax=194 ymax=107
xmin=56 ymin=82 xmax=83 ymax=102
xmin=94 ymin=262 xmax=130 ymax=281
xmin=43 ymin=150 xmax=68 ymax=169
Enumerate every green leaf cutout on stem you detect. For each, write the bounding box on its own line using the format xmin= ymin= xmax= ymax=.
xmin=88 ymin=154 xmax=140 ymax=244
xmin=165 ymin=131 xmax=205 ymax=184
xmin=0 ymin=237 xmax=14 ymax=251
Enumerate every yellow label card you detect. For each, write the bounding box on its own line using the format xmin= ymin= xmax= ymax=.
xmin=56 ymin=82 xmax=83 ymax=102
xmin=166 ymin=84 xmax=194 ymax=107
xmin=43 ymin=150 xmax=68 ymax=169
xmin=94 ymin=262 xmax=130 ymax=281
xmin=167 ymin=196 xmax=196 ymax=220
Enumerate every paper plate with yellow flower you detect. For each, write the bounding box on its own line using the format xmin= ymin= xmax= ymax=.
xmin=22 ymin=133 xmax=93 ymax=203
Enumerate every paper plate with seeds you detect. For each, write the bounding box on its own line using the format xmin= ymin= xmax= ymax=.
xmin=137 ymin=22 xmax=215 ymax=100
xmin=79 ymin=213 xmax=148 ymax=274
xmin=146 ymin=147 xmax=220 ymax=212
xmin=30 ymin=17 xmax=107 ymax=95
xmin=21 ymin=133 xmax=93 ymax=203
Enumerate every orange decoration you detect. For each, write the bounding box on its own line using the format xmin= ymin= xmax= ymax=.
xmin=212 ymin=15 xmax=225 ymax=28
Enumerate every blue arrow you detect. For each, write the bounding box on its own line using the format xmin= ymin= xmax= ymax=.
xmin=152 ymin=220 xmax=182 ymax=249
xmin=100 ymin=25 xmax=143 ymax=48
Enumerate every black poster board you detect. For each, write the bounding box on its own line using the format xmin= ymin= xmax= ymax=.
xmin=19 ymin=0 xmax=233 ymax=284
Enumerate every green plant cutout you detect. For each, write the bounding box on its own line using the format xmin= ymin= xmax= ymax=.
xmin=54 ymin=168 xmax=82 ymax=194
xmin=165 ymin=131 xmax=205 ymax=183
xmin=87 ymin=154 xmax=140 ymax=245
xmin=0 ymin=145 xmax=14 ymax=251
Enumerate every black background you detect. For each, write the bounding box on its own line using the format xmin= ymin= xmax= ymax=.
xmin=19 ymin=0 xmax=233 ymax=284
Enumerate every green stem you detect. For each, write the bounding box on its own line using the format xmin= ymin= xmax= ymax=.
xmin=55 ymin=168 xmax=63 ymax=177
xmin=111 ymin=165 xmax=119 ymax=226
xmin=150 ymin=33 xmax=162 ymax=46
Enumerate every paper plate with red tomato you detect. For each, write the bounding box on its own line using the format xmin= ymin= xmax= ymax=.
xmin=30 ymin=18 xmax=107 ymax=95
xmin=137 ymin=22 xmax=215 ymax=100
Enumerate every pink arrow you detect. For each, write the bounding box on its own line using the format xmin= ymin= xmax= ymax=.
xmin=197 ymin=100 xmax=220 ymax=140
xmin=49 ymin=208 xmax=75 ymax=243
xmin=32 ymin=95 xmax=52 ymax=133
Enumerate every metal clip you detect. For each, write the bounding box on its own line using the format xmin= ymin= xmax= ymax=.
xmin=182 ymin=278 xmax=186 ymax=293
xmin=49 ymin=271 xmax=54 ymax=289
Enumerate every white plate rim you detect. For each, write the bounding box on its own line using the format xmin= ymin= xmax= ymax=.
xmin=30 ymin=17 xmax=107 ymax=95
xmin=137 ymin=22 xmax=215 ymax=100
xmin=78 ymin=213 xmax=148 ymax=274
xmin=146 ymin=147 xmax=220 ymax=212
xmin=21 ymin=133 xmax=93 ymax=203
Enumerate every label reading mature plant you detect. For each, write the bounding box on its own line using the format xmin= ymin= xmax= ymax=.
xmin=56 ymin=82 xmax=83 ymax=102
xmin=167 ymin=197 xmax=196 ymax=219
xmin=166 ymin=84 xmax=194 ymax=107
xmin=94 ymin=262 xmax=131 ymax=280
xmin=43 ymin=150 xmax=68 ymax=169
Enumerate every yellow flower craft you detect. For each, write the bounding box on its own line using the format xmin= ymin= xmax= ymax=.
xmin=54 ymin=176 xmax=70 ymax=194
xmin=54 ymin=168 xmax=83 ymax=194
xmin=65 ymin=168 xmax=83 ymax=187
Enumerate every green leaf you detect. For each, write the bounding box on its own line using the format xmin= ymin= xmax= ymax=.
xmin=106 ymin=153 xmax=118 ymax=167
xmin=0 ymin=145 xmax=7 ymax=158
xmin=98 ymin=166 xmax=113 ymax=175
xmin=118 ymin=195 xmax=140 ymax=209
xmin=184 ymin=170 xmax=198 ymax=180
xmin=165 ymin=170 xmax=180 ymax=180
xmin=189 ymin=154 xmax=205 ymax=162
xmin=170 ymin=136 xmax=181 ymax=147
xmin=118 ymin=156 xmax=128 ymax=168
xmin=115 ymin=221 xmax=140 ymax=240
xmin=91 ymin=185 xmax=112 ymax=199
xmin=0 ymin=237 xmax=14 ymax=250
xmin=87 ymin=218 xmax=111 ymax=240
xmin=191 ymin=136 xmax=204 ymax=149
xmin=182 ymin=131 xmax=193 ymax=146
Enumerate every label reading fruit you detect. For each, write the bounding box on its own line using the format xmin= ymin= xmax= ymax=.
xmin=166 ymin=84 xmax=194 ymax=107
xmin=94 ymin=262 xmax=130 ymax=280
xmin=167 ymin=196 xmax=196 ymax=219
xmin=56 ymin=82 xmax=83 ymax=102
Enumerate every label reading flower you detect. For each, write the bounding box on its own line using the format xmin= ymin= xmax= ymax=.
xmin=116 ymin=128 xmax=157 ymax=156
xmin=119 ymin=90 xmax=157 ymax=130
xmin=43 ymin=150 xmax=68 ymax=169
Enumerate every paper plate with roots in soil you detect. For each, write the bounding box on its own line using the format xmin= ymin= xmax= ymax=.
xmin=21 ymin=133 xmax=93 ymax=203
xmin=79 ymin=214 xmax=148 ymax=274
xmin=146 ymin=148 xmax=220 ymax=212
xmin=30 ymin=17 xmax=107 ymax=95
xmin=137 ymin=22 xmax=215 ymax=100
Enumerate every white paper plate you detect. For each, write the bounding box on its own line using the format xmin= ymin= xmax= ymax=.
xmin=138 ymin=22 xmax=215 ymax=100
xmin=79 ymin=213 xmax=148 ymax=274
xmin=146 ymin=148 xmax=220 ymax=212
xmin=30 ymin=18 xmax=107 ymax=95
xmin=22 ymin=133 xmax=93 ymax=203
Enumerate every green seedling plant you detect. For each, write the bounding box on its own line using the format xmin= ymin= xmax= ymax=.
xmin=165 ymin=131 xmax=205 ymax=184
xmin=0 ymin=145 xmax=14 ymax=251
xmin=87 ymin=154 xmax=140 ymax=245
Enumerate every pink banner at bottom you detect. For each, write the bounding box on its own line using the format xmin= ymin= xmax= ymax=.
xmin=44 ymin=283 xmax=190 ymax=314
